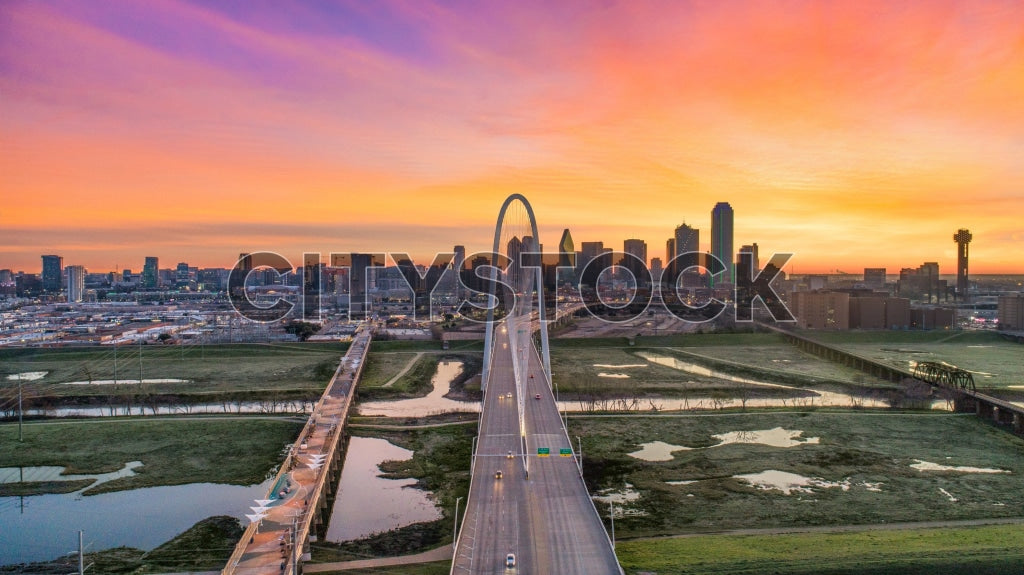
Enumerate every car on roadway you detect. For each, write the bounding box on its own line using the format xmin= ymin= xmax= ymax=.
xmin=506 ymin=392 xmax=513 ymax=399
xmin=534 ymin=394 xmax=541 ymax=400
xmin=495 ymin=470 xmax=503 ymax=479
xmin=507 ymin=450 xmax=514 ymax=459
xmin=505 ymin=553 xmax=516 ymax=568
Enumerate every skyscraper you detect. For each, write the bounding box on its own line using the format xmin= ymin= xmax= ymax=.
xmin=739 ymin=243 xmax=760 ymax=276
xmin=675 ymin=223 xmax=701 ymax=287
xmin=579 ymin=241 xmax=608 ymax=287
xmin=623 ymin=239 xmax=647 ymax=267
xmin=665 ymin=238 xmax=676 ymax=283
xmin=674 ymin=224 xmax=699 ymax=254
xmin=556 ymin=229 xmax=575 ymax=286
xmin=66 ymin=265 xmax=85 ymax=302
xmin=41 ymin=254 xmax=63 ymax=292
xmin=711 ymin=202 xmax=734 ymax=286
xmin=953 ymin=229 xmax=972 ymax=301
xmin=142 ymin=257 xmax=159 ymax=289
xmin=623 ymin=239 xmax=648 ymax=284
xmin=450 ymin=245 xmax=466 ymax=298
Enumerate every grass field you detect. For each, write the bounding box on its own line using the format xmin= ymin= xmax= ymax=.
xmin=615 ymin=524 xmax=1024 ymax=574
xmin=359 ymin=352 xmax=423 ymax=388
xmin=0 ymin=417 xmax=303 ymax=494
xmin=569 ymin=412 xmax=1024 ymax=538
xmin=806 ymin=330 xmax=1024 ymax=389
xmin=549 ymin=332 xmax=896 ymax=399
xmin=0 ymin=343 xmax=348 ymax=399
xmin=358 ymin=354 xmax=441 ymax=400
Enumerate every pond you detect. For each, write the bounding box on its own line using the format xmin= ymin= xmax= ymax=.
xmin=325 ymin=436 xmax=441 ymax=542
xmin=0 ymin=477 xmax=273 ymax=566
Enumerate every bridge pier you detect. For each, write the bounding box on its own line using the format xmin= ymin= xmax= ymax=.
xmin=953 ymin=396 xmax=975 ymax=413
xmin=1014 ymin=413 xmax=1023 ymax=434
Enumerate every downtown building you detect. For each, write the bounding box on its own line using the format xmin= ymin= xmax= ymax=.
xmin=66 ymin=265 xmax=86 ymax=303
xmin=710 ymin=202 xmax=734 ymax=287
xmin=41 ymin=254 xmax=63 ymax=293
xmin=998 ymin=293 xmax=1024 ymax=331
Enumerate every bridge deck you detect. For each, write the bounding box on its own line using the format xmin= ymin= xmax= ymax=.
xmin=222 ymin=327 xmax=372 ymax=575
xmin=452 ymin=320 xmax=621 ymax=574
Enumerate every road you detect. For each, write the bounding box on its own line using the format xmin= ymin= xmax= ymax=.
xmin=452 ymin=317 xmax=621 ymax=574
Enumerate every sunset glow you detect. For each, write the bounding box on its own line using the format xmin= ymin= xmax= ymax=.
xmin=2 ymin=0 xmax=1023 ymax=274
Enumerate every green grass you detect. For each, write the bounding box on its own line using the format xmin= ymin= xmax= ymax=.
xmin=813 ymin=331 xmax=1024 ymax=389
xmin=370 ymin=340 xmax=444 ymax=352
xmin=136 ymin=515 xmax=244 ymax=573
xmin=570 ymin=412 xmax=1024 ymax=538
xmin=0 ymin=343 xmax=347 ymax=401
xmin=0 ymin=417 xmax=302 ymax=493
xmin=615 ymin=524 xmax=1024 ymax=574
xmin=358 ymin=355 xmax=441 ymax=400
xmin=549 ymin=338 xmax=894 ymax=400
xmin=550 ymin=332 xmax=783 ymax=349
xmin=359 ymin=352 xmax=421 ymax=388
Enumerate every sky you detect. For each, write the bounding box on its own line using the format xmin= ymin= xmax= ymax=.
xmin=2 ymin=0 xmax=1023 ymax=275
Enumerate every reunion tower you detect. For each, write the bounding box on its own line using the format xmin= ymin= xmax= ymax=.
xmin=953 ymin=228 xmax=972 ymax=301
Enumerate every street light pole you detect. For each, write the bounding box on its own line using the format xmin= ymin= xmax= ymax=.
xmin=17 ymin=374 xmax=23 ymax=442
xmin=576 ymin=436 xmax=582 ymax=474
xmin=453 ymin=496 xmax=463 ymax=544
xmin=609 ymin=500 xmax=615 ymax=549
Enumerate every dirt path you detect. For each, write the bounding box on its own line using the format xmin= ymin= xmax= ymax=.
xmin=303 ymin=544 xmax=453 ymax=572
xmin=349 ymin=420 xmax=476 ymax=430
xmin=382 ymin=352 xmax=424 ymax=388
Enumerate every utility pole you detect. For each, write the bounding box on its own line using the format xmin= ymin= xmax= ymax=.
xmin=17 ymin=374 xmax=23 ymax=442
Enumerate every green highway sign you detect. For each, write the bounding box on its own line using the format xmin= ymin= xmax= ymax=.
xmin=537 ymin=447 xmax=550 ymax=457
xmin=559 ymin=448 xmax=572 ymax=457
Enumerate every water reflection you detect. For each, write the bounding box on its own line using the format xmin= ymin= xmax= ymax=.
xmin=0 ymin=478 xmax=273 ymax=566
xmin=358 ymin=361 xmax=475 ymax=417
xmin=325 ymin=437 xmax=441 ymax=542
xmin=23 ymin=400 xmax=314 ymax=418
xmin=0 ymin=461 xmax=142 ymax=489
xmin=353 ymin=356 xmax=950 ymax=418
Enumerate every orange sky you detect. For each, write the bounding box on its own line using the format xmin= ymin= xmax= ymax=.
xmin=2 ymin=0 xmax=1023 ymax=275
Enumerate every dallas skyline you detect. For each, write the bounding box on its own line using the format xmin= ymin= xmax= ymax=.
xmin=2 ymin=1 xmax=1022 ymax=274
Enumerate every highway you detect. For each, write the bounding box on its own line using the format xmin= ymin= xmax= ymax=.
xmin=452 ymin=317 xmax=621 ymax=574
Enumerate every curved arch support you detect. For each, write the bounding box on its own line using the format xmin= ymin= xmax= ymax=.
xmin=481 ymin=194 xmax=551 ymax=391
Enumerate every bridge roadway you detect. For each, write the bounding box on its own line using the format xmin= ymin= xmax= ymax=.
xmin=222 ymin=327 xmax=372 ymax=575
xmin=452 ymin=319 xmax=621 ymax=574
